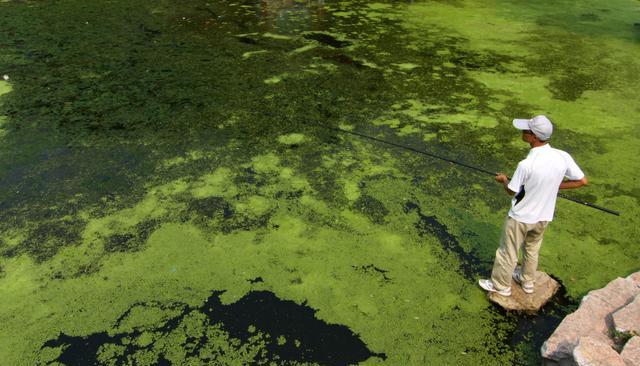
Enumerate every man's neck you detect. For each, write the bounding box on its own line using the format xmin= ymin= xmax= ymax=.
xmin=530 ymin=141 xmax=548 ymax=148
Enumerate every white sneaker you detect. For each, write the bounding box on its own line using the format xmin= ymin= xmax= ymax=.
xmin=478 ymin=279 xmax=511 ymax=296
xmin=512 ymin=268 xmax=534 ymax=294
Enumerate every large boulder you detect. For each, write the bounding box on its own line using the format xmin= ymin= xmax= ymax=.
xmin=613 ymin=294 xmax=640 ymax=335
xmin=542 ymin=272 xmax=640 ymax=362
xmin=487 ymin=270 xmax=559 ymax=314
xmin=621 ymin=336 xmax=640 ymax=366
xmin=572 ymin=336 xmax=626 ymax=366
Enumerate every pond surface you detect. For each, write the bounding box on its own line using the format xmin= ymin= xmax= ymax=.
xmin=0 ymin=0 xmax=639 ymax=364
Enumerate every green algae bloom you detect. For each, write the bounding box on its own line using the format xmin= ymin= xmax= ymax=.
xmin=0 ymin=0 xmax=639 ymax=365
xmin=278 ymin=133 xmax=307 ymax=146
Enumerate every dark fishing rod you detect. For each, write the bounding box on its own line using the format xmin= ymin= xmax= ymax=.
xmin=316 ymin=123 xmax=620 ymax=216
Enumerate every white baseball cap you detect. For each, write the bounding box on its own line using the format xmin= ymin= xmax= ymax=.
xmin=512 ymin=115 xmax=553 ymax=141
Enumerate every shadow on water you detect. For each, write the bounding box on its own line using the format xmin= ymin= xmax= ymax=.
xmin=507 ymin=280 xmax=577 ymax=363
xmin=404 ymin=201 xmax=488 ymax=280
xmin=404 ymin=200 xmax=577 ymax=364
xmin=42 ymin=290 xmax=386 ymax=365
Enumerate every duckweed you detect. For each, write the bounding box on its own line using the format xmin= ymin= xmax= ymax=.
xmin=1 ymin=0 xmax=638 ymax=365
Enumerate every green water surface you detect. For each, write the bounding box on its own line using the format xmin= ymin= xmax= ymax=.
xmin=1 ymin=0 xmax=639 ymax=364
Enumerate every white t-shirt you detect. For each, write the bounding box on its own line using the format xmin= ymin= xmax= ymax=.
xmin=507 ymin=144 xmax=584 ymax=224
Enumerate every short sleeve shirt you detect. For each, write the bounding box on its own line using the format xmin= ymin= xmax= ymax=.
xmin=507 ymin=144 xmax=584 ymax=224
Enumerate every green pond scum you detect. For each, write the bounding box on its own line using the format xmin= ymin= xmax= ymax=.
xmin=0 ymin=0 xmax=638 ymax=364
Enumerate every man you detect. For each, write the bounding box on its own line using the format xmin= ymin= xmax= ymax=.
xmin=479 ymin=115 xmax=588 ymax=296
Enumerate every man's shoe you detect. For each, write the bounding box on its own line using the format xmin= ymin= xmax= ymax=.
xmin=478 ymin=279 xmax=511 ymax=296
xmin=512 ymin=268 xmax=534 ymax=294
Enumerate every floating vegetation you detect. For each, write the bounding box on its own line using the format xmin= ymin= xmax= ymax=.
xmin=0 ymin=0 xmax=638 ymax=365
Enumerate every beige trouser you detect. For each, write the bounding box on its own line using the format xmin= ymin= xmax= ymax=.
xmin=490 ymin=217 xmax=548 ymax=291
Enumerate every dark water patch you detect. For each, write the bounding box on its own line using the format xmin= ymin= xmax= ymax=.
xmin=404 ymin=201 xmax=485 ymax=280
xmin=186 ymin=195 xmax=273 ymax=235
xmin=274 ymin=189 xmax=304 ymax=201
xmin=2 ymin=218 xmax=85 ymax=263
xmin=552 ymin=127 xmax=607 ymax=157
xmin=601 ymin=183 xmax=640 ymax=206
xmin=353 ymin=264 xmax=391 ymax=282
xmin=201 ymin=290 xmax=386 ymax=364
xmin=50 ymin=260 xmax=102 ymax=280
xmin=103 ymin=219 xmax=161 ymax=253
xmin=41 ymin=290 xmax=385 ymax=365
xmin=43 ymin=302 xmax=191 ymax=364
xmin=546 ymin=70 xmax=608 ymax=101
xmin=44 ymin=331 xmax=128 ymax=366
xmin=234 ymin=166 xmax=265 ymax=187
xmin=223 ymin=213 xmax=271 ymax=235
xmin=352 ymin=194 xmax=389 ymax=224
xmin=188 ymin=196 xmax=234 ymax=220
xmin=303 ymin=32 xmax=350 ymax=48
xmin=501 ymin=276 xmax=578 ymax=365
xmin=105 ymin=233 xmax=137 ymax=252
xmin=524 ymin=31 xmax=618 ymax=102
xmin=302 ymin=156 xmax=349 ymax=207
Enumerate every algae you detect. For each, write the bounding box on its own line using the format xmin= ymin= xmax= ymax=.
xmin=0 ymin=0 xmax=638 ymax=365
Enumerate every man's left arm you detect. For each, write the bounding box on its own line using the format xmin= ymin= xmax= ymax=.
xmin=561 ymin=153 xmax=587 ymax=189
xmin=560 ymin=176 xmax=588 ymax=189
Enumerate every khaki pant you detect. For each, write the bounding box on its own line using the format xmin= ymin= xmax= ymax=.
xmin=490 ymin=217 xmax=548 ymax=291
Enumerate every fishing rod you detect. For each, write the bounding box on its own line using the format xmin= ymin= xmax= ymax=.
xmin=314 ymin=123 xmax=621 ymax=217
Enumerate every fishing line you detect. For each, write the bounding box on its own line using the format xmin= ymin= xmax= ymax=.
xmin=310 ymin=122 xmax=620 ymax=216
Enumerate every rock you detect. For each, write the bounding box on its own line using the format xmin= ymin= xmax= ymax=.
xmin=613 ymin=294 xmax=640 ymax=335
xmin=487 ymin=270 xmax=559 ymax=314
xmin=621 ymin=336 xmax=640 ymax=366
xmin=541 ymin=295 xmax=614 ymax=361
xmin=572 ymin=337 xmax=626 ymax=366
xmin=588 ymin=277 xmax=640 ymax=310
xmin=542 ymin=276 xmax=640 ymax=361
xmin=627 ymin=271 xmax=640 ymax=288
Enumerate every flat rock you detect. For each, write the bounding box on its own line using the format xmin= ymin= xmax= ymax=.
xmin=542 ymin=276 xmax=640 ymax=361
xmin=572 ymin=336 xmax=625 ymax=366
xmin=621 ymin=336 xmax=640 ymax=366
xmin=613 ymin=294 xmax=640 ymax=334
xmin=488 ymin=270 xmax=559 ymax=314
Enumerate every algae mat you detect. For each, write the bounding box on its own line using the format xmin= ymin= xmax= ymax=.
xmin=0 ymin=0 xmax=639 ymax=365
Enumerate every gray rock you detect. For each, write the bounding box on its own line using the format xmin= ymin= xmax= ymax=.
xmin=541 ymin=276 xmax=640 ymax=361
xmin=613 ymin=294 xmax=640 ymax=335
xmin=572 ymin=336 xmax=625 ymax=366
xmin=621 ymin=336 xmax=640 ymax=366
xmin=487 ymin=270 xmax=559 ymax=314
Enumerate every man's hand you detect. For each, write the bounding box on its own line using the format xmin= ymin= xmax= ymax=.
xmin=495 ymin=173 xmax=509 ymax=184
xmin=495 ymin=173 xmax=515 ymax=196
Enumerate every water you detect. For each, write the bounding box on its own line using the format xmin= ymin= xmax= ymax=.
xmin=1 ymin=0 xmax=639 ymax=364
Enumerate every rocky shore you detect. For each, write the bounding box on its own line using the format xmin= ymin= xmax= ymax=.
xmin=542 ymin=271 xmax=640 ymax=366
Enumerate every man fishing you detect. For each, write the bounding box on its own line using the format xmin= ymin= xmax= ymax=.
xmin=478 ymin=115 xmax=588 ymax=297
